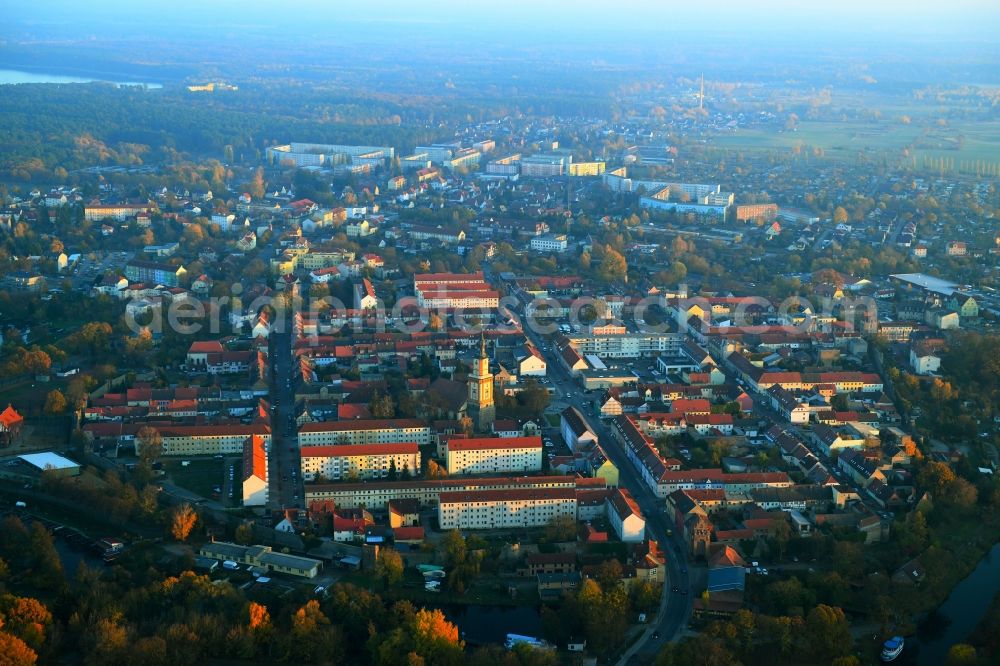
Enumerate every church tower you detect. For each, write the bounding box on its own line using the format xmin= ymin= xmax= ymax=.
xmin=467 ymin=334 xmax=495 ymax=432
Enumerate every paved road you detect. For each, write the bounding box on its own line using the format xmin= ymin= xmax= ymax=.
xmin=516 ymin=314 xmax=693 ymax=660
xmin=268 ymin=321 xmax=301 ymax=508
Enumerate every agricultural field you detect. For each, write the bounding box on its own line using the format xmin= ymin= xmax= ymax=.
xmin=711 ymin=118 xmax=1000 ymax=167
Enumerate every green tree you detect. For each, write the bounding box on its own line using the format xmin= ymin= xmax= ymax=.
xmin=374 ymin=548 xmax=404 ymax=588
xmin=42 ymin=389 xmax=67 ymax=415
xmin=805 ymin=604 xmax=852 ymax=661
xmin=945 ymin=644 xmax=980 ymax=666
xmin=440 ymin=530 xmax=466 ymax=568
xmin=234 ymin=523 xmax=254 ymax=545
xmin=597 ymin=247 xmax=628 ymax=284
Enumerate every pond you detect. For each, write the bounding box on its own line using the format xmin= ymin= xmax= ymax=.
xmin=438 ymin=604 xmax=544 ymax=646
xmin=0 ymin=68 xmax=161 ymax=88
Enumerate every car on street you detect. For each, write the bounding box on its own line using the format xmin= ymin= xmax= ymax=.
xmin=652 ymin=631 xmax=660 ymax=639
xmin=671 ymin=586 xmax=679 ymax=593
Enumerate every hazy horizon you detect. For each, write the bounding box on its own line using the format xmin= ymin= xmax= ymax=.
xmin=4 ymin=0 xmax=1000 ymax=41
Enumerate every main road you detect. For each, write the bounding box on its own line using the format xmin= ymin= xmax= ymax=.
xmin=267 ymin=318 xmax=302 ymax=508
xmin=514 ymin=311 xmax=693 ymax=660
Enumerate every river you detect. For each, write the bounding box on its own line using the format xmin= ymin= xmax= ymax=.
xmin=913 ymin=541 xmax=1000 ymax=664
xmin=0 ymin=68 xmax=162 ymax=88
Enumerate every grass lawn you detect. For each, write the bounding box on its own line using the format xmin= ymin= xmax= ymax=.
xmin=545 ymin=413 xmax=560 ymax=427
xmin=164 ymin=459 xmax=225 ymax=499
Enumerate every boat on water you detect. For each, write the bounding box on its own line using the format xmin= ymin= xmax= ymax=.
xmin=505 ymin=634 xmax=554 ymax=651
xmin=881 ymin=636 xmax=904 ymax=662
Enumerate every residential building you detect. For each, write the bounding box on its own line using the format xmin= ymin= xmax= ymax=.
xmin=734 ymin=203 xmax=778 ymax=223
xmin=304 ymin=474 xmax=595 ymax=509
xmin=445 ymin=436 xmax=543 ymax=475
xmin=607 ymin=488 xmax=645 ymax=542
xmin=438 ymin=488 xmax=577 ymax=530
xmin=135 ymin=424 xmax=271 ymax=456
xmin=242 ymin=434 xmax=269 ymax=506
xmin=125 ymin=260 xmax=186 ymax=287
xmin=300 ymin=443 xmax=421 ymax=481
xmin=530 ymin=234 xmax=569 ymax=253
xmin=561 ymin=406 xmax=598 ymax=452
xmin=84 ymin=204 xmax=154 ymax=222
xmin=298 ymin=419 xmax=431 ymax=447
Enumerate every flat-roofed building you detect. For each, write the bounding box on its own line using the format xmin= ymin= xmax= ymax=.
xmin=734 ymin=203 xmax=778 ymax=223
xmin=445 ymin=436 xmax=542 ymax=475
xmin=438 ymin=488 xmax=577 ymax=530
xmin=199 ymin=541 xmax=322 ymax=578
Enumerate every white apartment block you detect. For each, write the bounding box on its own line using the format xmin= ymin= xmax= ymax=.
xmin=300 ymin=443 xmax=421 ymax=481
xmin=565 ymin=332 xmax=684 ymax=359
xmin=437 ymin=488 xmax=577 ymax=530
xmin=530 ymin=234 xmax=569 ymax=253
xmin=298 ymin=419 xmax=431 ymax=447
xmin=607 ymin=488 xmax=646 ymax=543
xmin=446 ymin=436 xmax=543 ymax=475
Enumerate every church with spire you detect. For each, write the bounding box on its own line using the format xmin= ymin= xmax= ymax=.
xmin=467 ymin=334 xmax=495 ymax=432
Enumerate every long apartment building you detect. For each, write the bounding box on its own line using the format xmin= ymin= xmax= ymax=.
xmin=445 ymin=436 xmax=543 ymax=475
xmin=298 ymin=419 xmax=431 ymax=447
xmin=304 ymin=474 xmax=601 ymax=509
xmin=300 ymin=443 xmax=421 ymax=481
xmin=413 ymin=271 xmax=499 ymax=310
xmin=139 ymin=424 xmax=271 ymax=456
xmin=125 ymin=260 xmax=187 ymax=287
xmin=564 ymin=331 xmax=684 ymax=359
xmin=657 ymin=469 xmax=792 ymax=496
xmin=438 ymin=488 xmax=577 ymax=530
xmin=727 ymin=354 xmax=883 ymax=394
xmin=84 ymin=204 xmax=155 ymax=222
xmin=266 ymin=142 xmax=394 ymax=168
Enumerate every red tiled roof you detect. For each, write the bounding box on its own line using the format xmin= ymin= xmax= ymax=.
xmin=448 ymin=436 xmax=542 ymax=452
xmin=0 ymin=405 xmax=24 ymax=428
xmin=243 ymin=434 xmax=267 ymax=482
xmin=299 ymin=419 xmax=428 ymax=433
xmin=438 ymin=488 xmax=576 ymax=504
xmin=393 ymin=526 xmax=425 ymax=541
xmin=300 ymin=443 xmax=419 ymax=458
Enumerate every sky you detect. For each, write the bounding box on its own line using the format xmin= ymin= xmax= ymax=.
xmin=4 ymin=0 xmax=1000 ymax=40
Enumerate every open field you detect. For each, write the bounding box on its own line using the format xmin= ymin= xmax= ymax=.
xmin=711 ymin=119 xmax=1000 ymax=164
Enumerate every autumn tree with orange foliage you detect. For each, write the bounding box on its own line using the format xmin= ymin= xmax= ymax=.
xmin=170 ymin=503 xmax=198 ymax=542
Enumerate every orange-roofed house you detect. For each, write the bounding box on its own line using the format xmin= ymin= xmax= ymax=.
xmin=0 ymin=405 xmax=24 ymax=447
